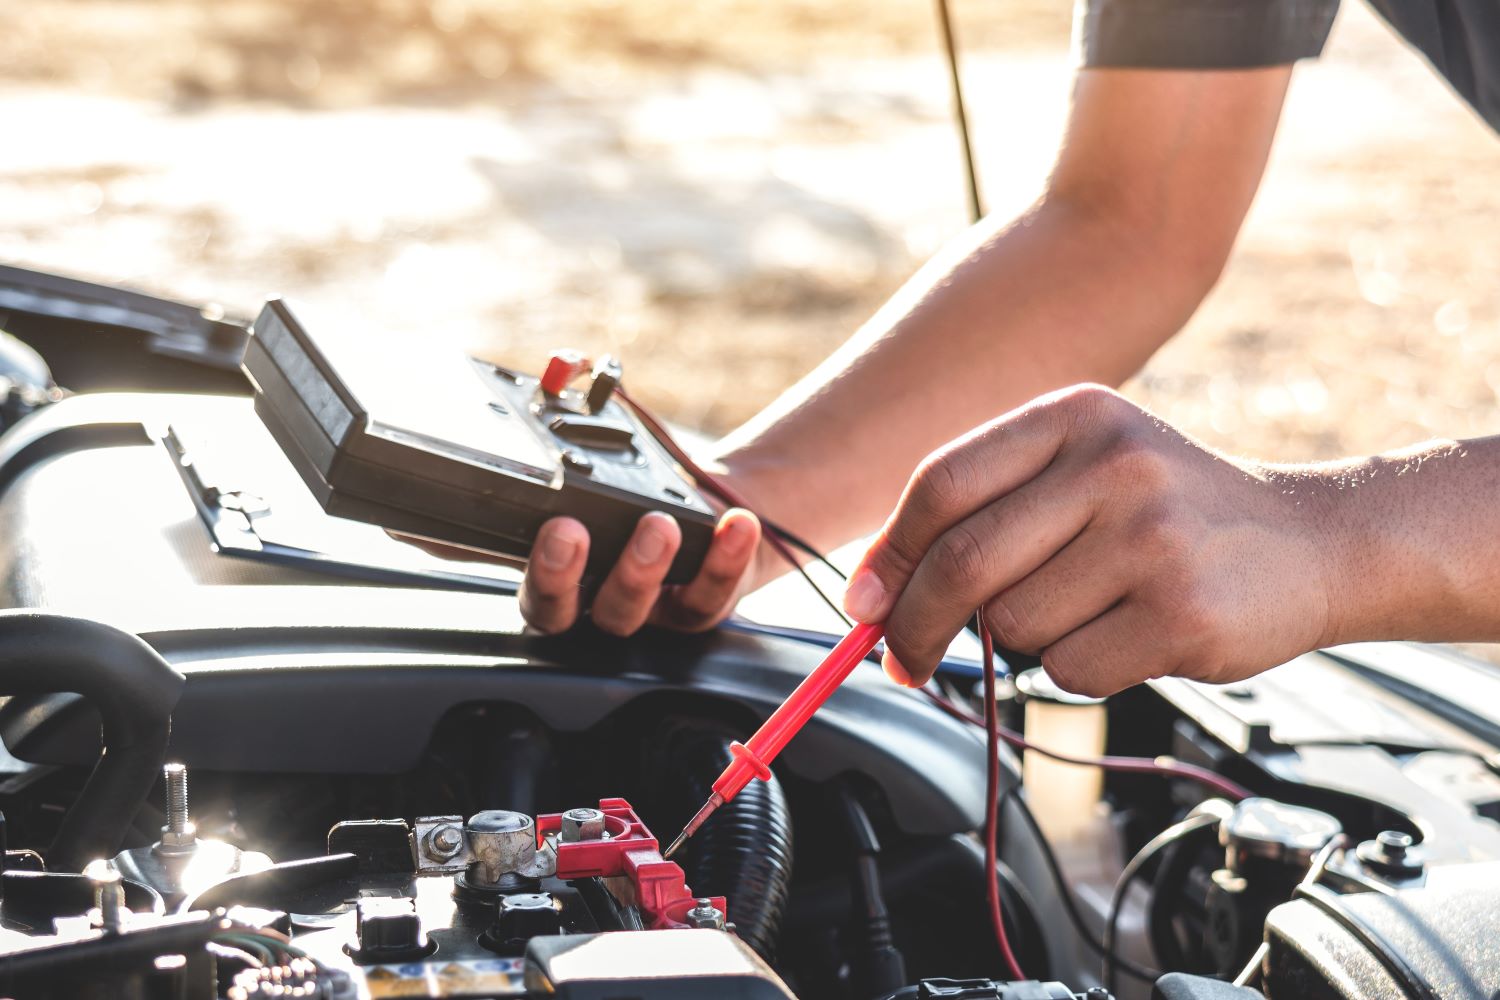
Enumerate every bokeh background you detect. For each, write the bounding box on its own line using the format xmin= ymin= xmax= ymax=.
xmin=3 ymin=0 xmax=1498 ymax=459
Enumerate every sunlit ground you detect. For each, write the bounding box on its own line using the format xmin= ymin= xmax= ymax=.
xmin=4 ymin=1 xmax=1500 ymax=643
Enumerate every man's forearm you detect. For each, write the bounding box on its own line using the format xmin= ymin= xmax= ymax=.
xmin=710 ymin=194 xmax=1222 ymax=557
xmin=1297 ymin=437 xmax=1500 ymax=648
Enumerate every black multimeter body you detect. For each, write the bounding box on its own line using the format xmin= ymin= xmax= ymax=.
xmin=241 ymin=299 xmax=717 ymax=583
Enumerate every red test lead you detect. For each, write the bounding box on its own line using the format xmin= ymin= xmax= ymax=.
xmin=663 ymin=622 xmax=885 ymax=859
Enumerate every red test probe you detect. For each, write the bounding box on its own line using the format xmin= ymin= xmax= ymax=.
xmin=663 ymin=622 xmax=885 ymax=859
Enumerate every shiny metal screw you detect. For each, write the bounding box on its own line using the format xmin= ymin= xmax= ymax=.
xmin=85 ymin=860 xmax=125 ymax=932
xmin=158 ymin=763 xmax=197 ymax=850
xmin=164 ymin=763 xmax=189 ymax=833
xmin=685 ymin=897 xmax=725 ymax=930
xmin=423 ymin=823 xmax=464 ymax=861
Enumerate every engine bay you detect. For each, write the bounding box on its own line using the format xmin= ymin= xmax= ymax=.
xmin=2 ymin=269 xmax=1500 ymax=999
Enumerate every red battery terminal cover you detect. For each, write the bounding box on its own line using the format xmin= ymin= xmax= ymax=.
xmin=540 ymin=350 xmax=593 ymax=396
xmin=536 ymin=798 xmax=727 ymax=930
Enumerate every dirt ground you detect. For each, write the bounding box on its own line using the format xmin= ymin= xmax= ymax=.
xmin=2 ymin=0 xmax=1498 ymax=459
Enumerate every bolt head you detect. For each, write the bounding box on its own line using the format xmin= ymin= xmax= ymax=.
xmin=423 ymin=823 xmax=464 ymax=861
xmin=685 ymin=900 xmax=725 ymax=929
xmin=83 ymin=859 xmax=119 ymax=886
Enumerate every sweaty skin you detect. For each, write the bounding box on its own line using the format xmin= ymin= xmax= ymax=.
xmin=517 ymin=65 xmax=1295 ymax=637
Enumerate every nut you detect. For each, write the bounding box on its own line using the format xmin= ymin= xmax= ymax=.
xmin=423 ymin=823 xmax=464 ymax=861
xmin=157 ymin=820 xmax=198 ymax=852
xmin=560 ymin=808 xmax=606 ymax=843
xmin=685 ymin=897 xmax=725 ymax=930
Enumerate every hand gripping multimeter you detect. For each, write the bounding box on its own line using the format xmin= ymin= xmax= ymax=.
xmin=241 ymin=299 xmax=717 ymax=583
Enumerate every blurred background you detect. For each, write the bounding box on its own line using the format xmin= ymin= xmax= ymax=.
xmin=2 ymin=0 xmax=1497 ymax=459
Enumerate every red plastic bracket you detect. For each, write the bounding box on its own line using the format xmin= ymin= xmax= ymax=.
xmin=536 ymin=797 xmax=727 ymax=930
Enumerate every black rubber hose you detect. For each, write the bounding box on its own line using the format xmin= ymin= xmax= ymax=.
xmin=1149 ymin=829 xmax=1216 ymax=974
xmin=659 ymin=726 xmax=793 ymax=963
xmin=0 ymin=612 xmax=183 ymax=870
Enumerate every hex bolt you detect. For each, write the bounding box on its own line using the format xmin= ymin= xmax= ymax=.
xmin=85 ymin=860 xmax=125 ymax=932
xmin=158 ymin=763 xmax=197 ymax=851
xmin=423 ymin=823 xmax=464 ymax=861
xmin=686 ymin=897 xmax=725 ymax=930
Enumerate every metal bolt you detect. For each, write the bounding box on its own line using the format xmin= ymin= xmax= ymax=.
xmin=423 ymin=823 xmax=464 ymax=861
xmin=1377 ymin=830 xmax=1413 ymax=858
xmin=685 ymin=897 xmax=725 ymax=930
xmin=85 ymin=860 xmax=125 ymax=932
xmin=158 ymin=763 xmax=197 ymax=851
xmin=164 ymin=763 xmax=189 ymax=833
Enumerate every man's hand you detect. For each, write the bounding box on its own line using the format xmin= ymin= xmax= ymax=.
xmin=394 ymin=507 xmax=765 ymax=634
xmin=520 ymin=507 xmax=763 ymax=635
xmin=844 ymin=385 xmax=1340 ymax=696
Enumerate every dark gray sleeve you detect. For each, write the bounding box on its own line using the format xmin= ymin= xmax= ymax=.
xmin=1073 ymin=0 xmax=1342 ymax=69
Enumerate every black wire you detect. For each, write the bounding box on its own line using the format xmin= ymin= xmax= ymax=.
xmin=616 ymin=387 xmax=853 ymax=626
xmin=1103 ymin=812 xmax=1223 ymax=992
xmin=999 ymin=786 xmax=1159 ymax=984
xmin=1293 ymin=884 xmax=1439 ymax=1000
xmin=774 ymin=557 xmax=853 ymax=629
xmin=933 ymin=0 xmax=984 ymax=223
xmin=764 ymin=521 xmax=848 ymax=581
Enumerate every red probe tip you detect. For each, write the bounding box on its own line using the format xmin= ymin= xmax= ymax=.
xmin=662 ymin=792 xmax=724 ymax=860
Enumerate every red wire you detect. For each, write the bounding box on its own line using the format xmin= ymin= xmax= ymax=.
xmin=613 ymin=386 xmax=809 ymax=576
xmin=980 ymin=609 xmax=1026 ymax=980
xmin=611 ymin=381 xmax=1250 ymax=973
xmin=920 ymin=687 xmax=1252 ymax=802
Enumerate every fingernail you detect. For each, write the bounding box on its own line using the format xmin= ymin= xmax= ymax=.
xmin=539 ymin=532 xmax=579 ymax=571
xmin=719 ymin=517 xmax=752 ymax=556
xmin=633 ymin=522 xmax=670 ymax=563
xmin=883 ymin=650 xmax=913 ymax=687
xmin=843 ymin=569 xmax=887 ymax=621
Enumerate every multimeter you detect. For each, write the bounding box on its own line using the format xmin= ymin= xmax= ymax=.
xmin=241 ymin=299 xmax=717 ymax=583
